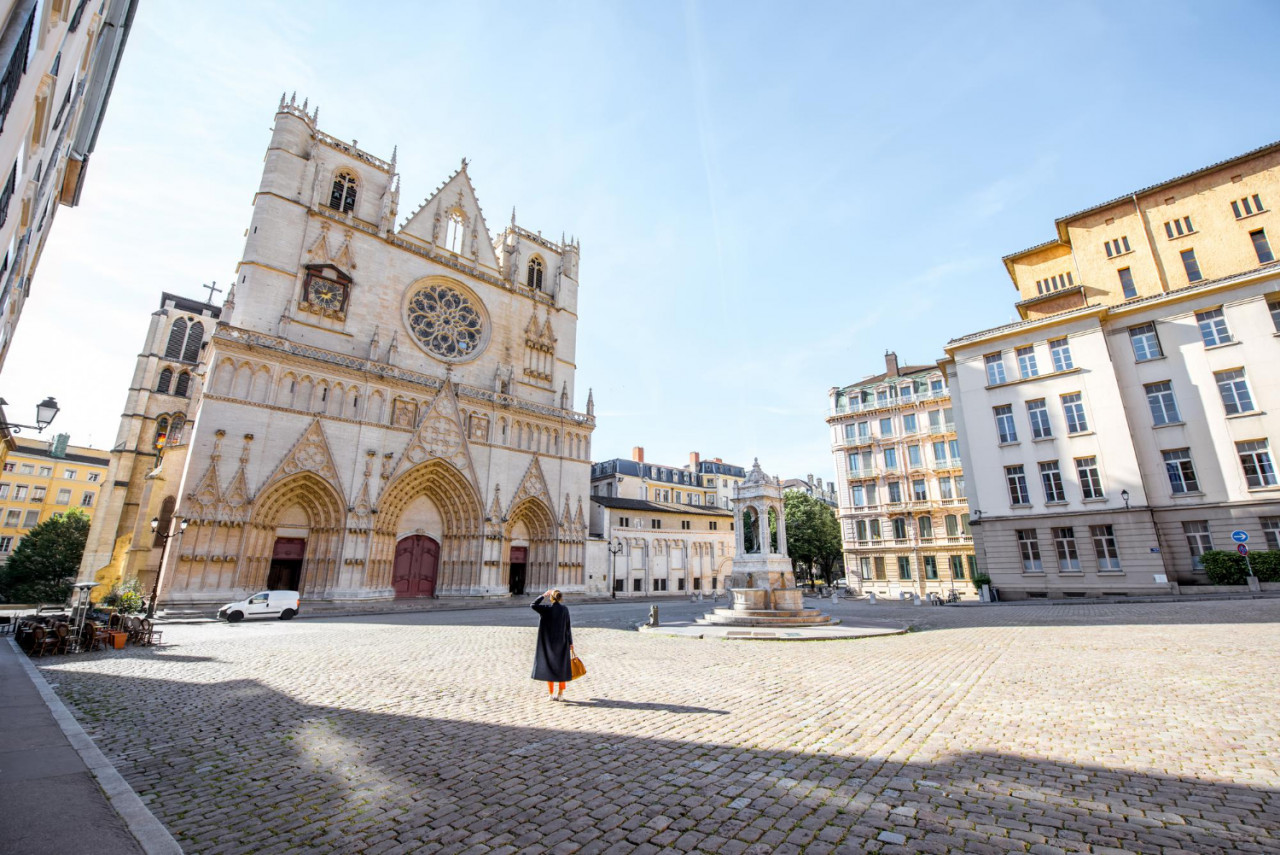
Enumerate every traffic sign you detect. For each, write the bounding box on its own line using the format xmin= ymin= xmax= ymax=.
xmin=1232 ymin=530 xmax=1249 ymax=543
xmin=1238 ymin=544 xmax=1249 ymax=556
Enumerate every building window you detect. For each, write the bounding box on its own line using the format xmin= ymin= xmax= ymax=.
xmin=1006 ymin=465 xmax=1030 ymax=506
xmin=0 ymin=483 xmax=6 ymax=498
xmin=883 ymin=448 xmax=898 ymax=471
xmin=1162 ymin=449 xmax=1200 ymax=494
xmin=55 ymin=488 xmax=70 ymax=505
xmin=0 ymin=535 xmax=10 ymax=553
xmin=870 ymin=519 xmax=881 ymax=540
xmin=64 ymin=469 xmax=75 ymax=480
xmin=328 ymin=171 xmax=357 ymax=213
xmin=1046 ymin=338 xmax=1072 ymax=373
xmin=1144 ymin=381 xmax=1181 ymax=426
xmin=709 ymin=521 xmax=717 ymax=531
xmin=1183 ymin=521 xmax=1213 ymax=571
xmin=156 ymin=368 xmax=173 ymax=394
xmin=854 ymin=519 xmax=867 ymax=541
xmin=912 ymin=479 xmax=927 ymax=501
xmin=175 ymin=372 xmax=192 ymax=398
xmin=1104 ymin=236 xmax=1131 ymax=257
xmin=1231 ymin=194 xmax=1264 ymax=219
xmin=1164 ymin=216 xmax=1194 ymax=238
xmin=37 ymin=466 xmax=51 ymax=477
xmin=994 ymin=405 xmax=1018 ymax=444
xmin=1053 ymin=527 xmax=1080 ymax=572
xmin=879 ymin=417 xmax=893 ymax=437
xmin=14 ymin=485 xmax=27 ymax=500
xmin=984 ymin=353 xmax=1007 ymax=385
xmin=950 ymin=554 xmax=966 ymax=579
xmin=944 ymin=514 xmax=959 ymax=536
xmin=1196 ymin=307 xmax=1232 ymax=346
xmin=652 ymin=579 xmax=667 ymax=592
xmin=1251 ymin=229 xmax=1274 ymax=264
xmin=1034 ymin=272 xmax=1074 ymax=294
xmin=903 ymin=413 xmax=917 ymax=433
xmin=1090 ymin=524 xmax=1121 ymax=571
xmin=1237 ymin=440 xmax=1277 ymax=488
xmin=1214 ymin=368 xmax=1255 ymax=415
xmin=1017 ymin=530 xmax=1043 ymax=572
xmin=923 ymin=556 xmax=938 ymax=580
xmin=1016 ymin=345 xmax=1038 ymax=379
xmin=932 ymin=440 xmax=947 ymax=463
xmin=918 ymin=515 xmax=933 ymax=540
xmin=1039 ymin=461 xmax=1065 ymax=503
xmin=164 ymin=319 xmax=187 ymax=360
xmin=30 ymin=486 xmax=45 ymax=502
xmin=1261 ymin=517 xmax=1280 ymax=551
xmin=22 ymin=510 xmax=39 ymax=527
xmin=938 ymin=477 xmax=953 ymax=500
xmin=1076 ymin=457 xmax=1104 ymax=500
xmin=889 ymin=517 xmax=906 ymax=540
xmin=527 ymin=257 xmax=544 ymax=291
xmin=1118 ymin=267 xmax=1137 ymax=299
xmin=3 ymin=510 xmax=17 ymax=526
xmin=1061 ymin=393 xmax=1089 ymax=434
xmin=650 ymin=519 xmax=661 ymax=529
xmin=87 ymin=473 xmax=99 ymax=483
xmin=680 ymin=520 xmax=690 ymax=530
xmin=80 ymin=492 xmax=94 ymax=507
xmin=1026 ymin=399 xmax=1052 ymax=439
xmin=632 ymin=578 xmax=642 ymax=592
xmin=182 ymin=322 xmax=204 ymax=364
xmin=1128 ymin=323 xmax=1163 ymax=362
xmin=874 ymin=556 xmax=886 ymax=579
xmin=897 ymin=556 xmax=912 ymax=580
xmin=1180 ymin=248 xmax=1203 ymax=283
xmin=907 ymin=444 xmax=922 ymax=467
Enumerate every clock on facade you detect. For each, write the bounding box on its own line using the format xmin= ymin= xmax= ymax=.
xmin=307 ymin=278 xmax=345 ymax=310
xmin=299 ymin=264 xmax=352 ymax=319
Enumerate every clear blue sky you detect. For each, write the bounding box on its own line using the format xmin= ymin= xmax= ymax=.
xmin=5 ymin=0 xmax=1279 ymax=483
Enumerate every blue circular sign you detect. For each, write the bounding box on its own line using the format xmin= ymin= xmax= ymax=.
xmin=1232 ymin=530 xmax=1249 ymax=543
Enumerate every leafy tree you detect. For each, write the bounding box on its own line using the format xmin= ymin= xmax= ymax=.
xmin=783 ymin=490 xmax=842 ymax=586
xmin=0 ymin=508 xmax=91 ymax=604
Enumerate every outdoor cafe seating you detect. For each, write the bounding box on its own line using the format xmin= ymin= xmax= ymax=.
xmin=12 ymin=611 xmax=164 ymax=656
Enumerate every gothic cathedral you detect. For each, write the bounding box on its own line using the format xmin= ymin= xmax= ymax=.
xmin=157 ymin=97 xmax=594 ymax=605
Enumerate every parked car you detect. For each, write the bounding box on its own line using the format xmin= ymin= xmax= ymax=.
xmin=218 ymin=590 xmax=300 ymax=623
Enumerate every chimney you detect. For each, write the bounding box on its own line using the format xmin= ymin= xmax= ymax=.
xmin=714 ymin=457 xmax=723 ymax=464
xmin=632 ymin=446 xmax=645 ymax=463
xmin=689 ymin=451 xmax=700 ymax=469
xmin=885 ymin=350 xmax=899 ymax=377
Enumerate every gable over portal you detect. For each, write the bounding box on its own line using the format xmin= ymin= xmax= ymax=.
xmin=398 ymin=161 xmax=500 ymax=269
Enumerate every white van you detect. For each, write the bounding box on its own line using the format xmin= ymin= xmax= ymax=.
xmin=218 ymin=590 xmax=300 ymax=623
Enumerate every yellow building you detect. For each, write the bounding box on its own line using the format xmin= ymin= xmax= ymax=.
xmin=0 ymin=433 xmax=107 ymax=560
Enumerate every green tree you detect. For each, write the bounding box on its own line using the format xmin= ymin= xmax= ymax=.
xmin=783 ymin=491 xmax=843 ymax=586
xmin=0 ymin=508 xmax=91 ymax=604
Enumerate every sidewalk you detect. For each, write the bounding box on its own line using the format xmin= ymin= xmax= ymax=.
xmin=0 ymin=637 xmax=181 ymax=854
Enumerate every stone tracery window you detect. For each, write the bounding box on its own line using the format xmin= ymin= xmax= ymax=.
xmin=527 ymin=256 xmax=544 ymax=291
xmin=182 ymin=322 xmax=203 ymax=363
xmin=405 ymin=282 xmax=486 ymax=361
xmin=445 ymin=209 xmax=465 ymax=254
xmin=156 ymin=367 xmax=172 ymax=394
xmin=175 ymin=371 xmax=192 ymax=398
xmin=165 ymin=319 xmax=187 ymax=359
xmin=328 ymin=171 xmax=357 ymax=214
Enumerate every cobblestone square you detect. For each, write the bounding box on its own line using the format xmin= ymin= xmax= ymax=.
xmin=37 ymin=599 xmax=1280 ymax=854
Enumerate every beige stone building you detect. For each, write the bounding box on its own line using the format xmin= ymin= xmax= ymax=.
xmin=588 ymin=497 xmax=734 ymax=596
xmin=943 ymin=139 xmax=1280 ymax=598
xmin=590 ymin=447 xmax=745 ymax=509
xmin=0 ymin=0 xmax=136 ymax=370
xmin=827 ymin=352 xmax=975 ymax=599
xmin=77 ymin=292 xmax=220 ymax=596
xmin=81 ymin=98 xmax=596 ymax=607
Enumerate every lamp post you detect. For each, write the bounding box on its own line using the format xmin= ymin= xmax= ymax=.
xmin=607 ymin=536 xmax=623 ymax=599
xmin=1121 ymin=489 xmax=1130 ymax=510
xmin=147 ymin=515 xmax=188 ymax=619
xmin=0 ymin=396 xmax=60 ymax=434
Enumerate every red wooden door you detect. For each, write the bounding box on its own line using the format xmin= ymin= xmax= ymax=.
xmin=393 ymin=535 xmax=439 ymax=598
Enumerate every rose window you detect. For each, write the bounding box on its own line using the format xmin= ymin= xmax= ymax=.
xmin=405 ymin=283 xmax=485 ymax=360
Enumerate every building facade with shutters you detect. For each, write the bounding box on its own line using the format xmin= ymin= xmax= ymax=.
xmin=827 ymin=352 xmax=976 ymax=600
xmin=76 ymin=292 xmax=220 ymax=597
xmin=942 ymin=139 xmax=1280 ymax=599
xmin=81 ymin=99 xmax=596 ymax=607
xmin=0 ymin=432 xmax=106 ymax=561
xmin=588 ymin=496 xmax=735 ymax=597
xmin=0 ymin=0 xmax=137 ymax=371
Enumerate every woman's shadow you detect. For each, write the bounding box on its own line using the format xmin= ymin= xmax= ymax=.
xmin=562 ymin=698 xmax=729 ymax=715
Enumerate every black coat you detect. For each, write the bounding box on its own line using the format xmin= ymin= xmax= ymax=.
xmin=531 ymin=596 xmax=574 ymax=682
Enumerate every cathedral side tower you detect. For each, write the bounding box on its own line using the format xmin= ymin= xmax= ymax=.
xmin=163 ymin=98 xmax=595 ymax=607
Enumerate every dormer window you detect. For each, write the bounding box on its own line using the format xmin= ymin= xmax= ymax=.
xmin=328 ymin=171 xmax=357 ymax=214
xmin=527 ymin=256 xmax=544 ymax=291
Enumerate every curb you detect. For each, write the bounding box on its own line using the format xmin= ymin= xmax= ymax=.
xmin=10 ymin=638 xmax=183 ymax=855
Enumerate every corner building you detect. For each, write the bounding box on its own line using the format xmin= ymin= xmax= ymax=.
xmin=827 ymin=352 xmax=975 ymax=599
xmin=943 ymin=139 xmax=1280 ymax=598
xmin=161 ymin=98 xmax=594 ymax=606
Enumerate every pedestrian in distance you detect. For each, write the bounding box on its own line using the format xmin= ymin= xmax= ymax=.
xmin=531 ymin=588 xmax=574 ymax=701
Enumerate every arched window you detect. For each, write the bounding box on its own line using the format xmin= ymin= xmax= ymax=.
xmin=156 ymin=368 xmax=173 ymax=394
xmin=174 ymin=371 xmax=191 ymax=397
xmin=768 ymin=507 xmax=779 ymax=553
xmin=164 ymin=319 xmax=187 ymax=359
xmin=527 ymin=257 xmax=544 ymax=291
xmin=169 ymin=415 xmax=186 ymax=445
xmin=182 ymin=322 xmax=203 ymax=363
xmin=329 ymin=171 xmax=357 ymax=214
xmin=154 ymin=416 xmax=169 ymax=450
xmin=445 ymin=209 xmax=465 ymax=254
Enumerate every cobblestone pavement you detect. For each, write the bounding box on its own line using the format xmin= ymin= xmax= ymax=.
xmin=37 ymin=599 xmax=1280 ymax=854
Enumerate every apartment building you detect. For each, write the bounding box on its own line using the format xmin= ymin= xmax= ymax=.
xmin=590 ymin=447 xmax=746 ymax=509
xmin=827 ymin=352 xmax=975 ymax=599
xmin=943 ymin=139 xmax=1280 ymax=598
xmin=588 ymin=496 xmax=735 ymax=596
xmin=0 ymin=431 xmax=106 ymax=559
xmin=0 ymin=0 xmax=138 ymax=370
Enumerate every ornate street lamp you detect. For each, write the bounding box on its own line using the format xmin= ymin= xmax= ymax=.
xmin=146 ymin=515 xmax=189 ymax=619
xmin=607 ymin=536 xmax=623 ymax=599
xmin=0 ymin=396 xmax=60 ymax=433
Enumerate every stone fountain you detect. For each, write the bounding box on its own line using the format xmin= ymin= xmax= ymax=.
xmin=698 ymin=459 xmax=836 ymax=628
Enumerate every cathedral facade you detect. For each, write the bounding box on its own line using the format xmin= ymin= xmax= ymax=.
xmin=156 ymin=97 xmax=594 ymax=606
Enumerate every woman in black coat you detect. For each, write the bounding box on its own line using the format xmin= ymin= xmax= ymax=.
xmin=531 ymin=589 xmax=574 ymax=700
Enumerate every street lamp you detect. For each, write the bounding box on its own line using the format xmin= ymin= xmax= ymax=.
xmin=1121 ymin=489 xmax=1130 ymax=510
xmin=607 ymin=536 xmax=623 ymax=599
xmin=147 ymin=515 xmax=189 ymax=619
xmin=0 ymin=396 xmax=60 ymax=434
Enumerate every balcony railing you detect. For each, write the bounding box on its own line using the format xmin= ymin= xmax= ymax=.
xmin=830 ymin=389 xmax=950 ymax=417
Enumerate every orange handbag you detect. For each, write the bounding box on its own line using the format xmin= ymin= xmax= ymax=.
xmin=570 ymin=654 xmax=586 ymax=680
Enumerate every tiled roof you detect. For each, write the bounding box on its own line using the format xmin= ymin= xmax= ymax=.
xmin=590 ymin=496 xmax=732 ymax=517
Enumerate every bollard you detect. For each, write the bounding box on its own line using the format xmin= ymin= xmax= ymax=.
xmin=831 ymin=590 xmax=839 ymax=604
xmin=648 ymin=605 xmax=660 ymax=627
xmin=912 ymin=593 xmax=922 ymax=606
xmin=868 ymin=592 xmax=877 ymax=605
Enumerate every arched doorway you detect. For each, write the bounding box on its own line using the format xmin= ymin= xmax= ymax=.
xmin=393 ymin=535 xmax=440 ymax=598
xmin=375 ymin=460 xmax=484 ymax=596
xmin=506 ymin=496 xmax=557 ymax=595
xmin=509 ymin=545 xmax=528 ymax=595
xmin=268 ymin=537 xmax=307 ymax=590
